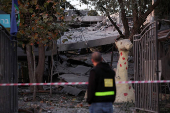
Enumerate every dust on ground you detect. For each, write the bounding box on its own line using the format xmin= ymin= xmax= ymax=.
xmin=18 ymin=52 xmax=135 ymax=113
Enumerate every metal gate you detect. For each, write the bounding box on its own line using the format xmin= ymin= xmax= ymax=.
xmin=0 ymin=24 xmax=18 ymax=113
xmin=133 ymin=21 xmax=159 ymax=112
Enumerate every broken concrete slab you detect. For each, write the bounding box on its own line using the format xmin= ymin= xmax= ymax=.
xmin=43 ymin=85 xmax=51 ymax=91
xmin=59 ymin=55 xmax=68 ymax=61
xmin=53 ymin=65 xmax=71 ymax=74
xmin=64 ymin=16 xmax=105 ymax=22
xmin=59 ymin=74 xmax=88 ymax=82
xmin=85 ymin=58 xmax=93 ymax=65
xmin=58 ymin=35 xmax=118 ymax=51
xmin=53 ymin=62 xmax=91 ymax=76
xmin=69 ymin=54 xmax=91 ymax=61
xmin=53 ymin=62 xmax=72 ymax=74
xmin=69 ymin=65 xmax=91 ymax=75
xmin=61 ymin=86 xmax=82 ymax=96
xmin=67 ymin=59 xmax=93 ymax=67
xmin=102 ymin=53 xmax=112 ymax=62
xmin=112 ymin=62 xmax=117 ymax=68
xmin=57 ymin=13 xmax=124 ymax=52
xmin=102 ymin=52 xmax=119 ymax=62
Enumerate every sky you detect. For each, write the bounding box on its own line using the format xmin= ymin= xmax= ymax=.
xmin=67 ymin=0 xmax=94 ymax=10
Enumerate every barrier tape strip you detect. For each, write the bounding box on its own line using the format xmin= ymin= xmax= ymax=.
xmin=0 ymin=80 xmax=170 ymax=86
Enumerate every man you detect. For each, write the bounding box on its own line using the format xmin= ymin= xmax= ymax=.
xmin=87 ymin=52 xmax=116 ymax=113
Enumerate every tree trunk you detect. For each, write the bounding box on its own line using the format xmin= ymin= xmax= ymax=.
xmin=32 ymin=45 xmax=37 ymax=101
xmin=110 ymin=43 xmax=114 ymax=68
xmin=118 ymin=0 xmax=130 ymax=38
xmin=129 ymin=23 xmax=140 ymax=40
xmin=50 ymin=41 xmax=54 ymax=96
xmin=35 ymin=43 xmax=45 ymax=90
xmin=128 ymin=0 xmax=160 ymax=40
xmin=26 ymin=44 xmax=34 ymax=91
xmin=167 ymin=46 xmax=170 ymax=66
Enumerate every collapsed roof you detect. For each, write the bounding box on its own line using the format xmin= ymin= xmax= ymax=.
xmin=58 ymin=13 xmax=124 ymax=51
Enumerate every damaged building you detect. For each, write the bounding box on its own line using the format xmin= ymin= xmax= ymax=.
xmin=17 ymin=10 xmax=131 ymax=96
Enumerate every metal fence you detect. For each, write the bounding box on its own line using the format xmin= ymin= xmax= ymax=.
xmin=134 ymin=21 xmax=170 ymax=113
xmin=133 ymin=21 xmax=159 ymax=112
xmin=0 ymin=24 xmax=18 ymax=113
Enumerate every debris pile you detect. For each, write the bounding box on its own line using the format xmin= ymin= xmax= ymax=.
xmin=57 ymin=13 xmax=125 ymax=51
xmin=18 ymin=93 xmax=89 ymax=113
xmin=18 ymin=12 xmax=135 ymax=112
xmin=18 ymin=51 xmax=135 ymax=112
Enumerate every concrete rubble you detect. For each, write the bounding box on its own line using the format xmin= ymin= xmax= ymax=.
xmin=18 ymin=93 xmax=135 ymax=113
xmin=61 ymin=86 xmax=82 ymax=96
xmin=59 ymin=74 xmax=89 ymax=82
xmin=57 ymin=13 xmax=124 ymax=51
xmin=18 ymin=12 xmax=136 ymax=112
xmin=68 ymin=66 xmax=91 ymax=75
xmin=18 ymin=51 xmax=135 ymax=113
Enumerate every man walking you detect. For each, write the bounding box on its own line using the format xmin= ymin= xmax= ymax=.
xmin=87 ymin=52 xmax=116 ymax=113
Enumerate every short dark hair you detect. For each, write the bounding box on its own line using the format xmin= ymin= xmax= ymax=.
xmin=91 ymin=52 xmax=102 ymax=62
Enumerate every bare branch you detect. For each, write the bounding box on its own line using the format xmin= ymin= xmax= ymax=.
xmin=142 ymin=0 xmax=160 ymax=19
xmin=100 ymin=6 xmax=125 ymax=38
xmin=128 ymin=0 xmax=160 ymax=40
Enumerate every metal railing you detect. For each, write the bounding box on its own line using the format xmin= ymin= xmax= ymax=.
xmin=0 ymin=24 xmax=18 ymax=113
xmin=134 ymin=21 xmax=159 ymax=112
xmin=134 ymin=21 xmax=170 ymax=113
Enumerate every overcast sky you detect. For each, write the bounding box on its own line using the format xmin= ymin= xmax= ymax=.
xmin=67 ymin=0 xmax=94 ymax=10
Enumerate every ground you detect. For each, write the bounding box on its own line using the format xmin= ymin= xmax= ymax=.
xmin=18 ymin=52 xmax=135 ymax=113
xmin=18 ymin=90 xmax=135 ymax=113
xmin=18 ymin=92 xmax=89 ymax=113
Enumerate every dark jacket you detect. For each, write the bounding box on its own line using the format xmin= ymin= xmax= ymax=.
xmin=87 ymin=62 xmax=116 ymax=104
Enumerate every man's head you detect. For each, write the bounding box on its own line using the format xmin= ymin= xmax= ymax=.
xmin=91 ymin=52 xmax=102 ymax=66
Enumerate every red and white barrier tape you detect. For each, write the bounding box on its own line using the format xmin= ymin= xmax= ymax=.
xmin=0 ymin=80 xmax=170 ymax=86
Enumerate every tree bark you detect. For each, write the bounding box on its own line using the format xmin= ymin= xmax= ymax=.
xmin=50 ymin=41 xmax=54 ymax=96
xmin=132 ymin=1 xmax=138 ymax=30
xmin=129 ymin=0 xmax=139 ymax=41
xmin=167 ymin=46 xmax=170 ymax=66
xmin=140 ymin=0 xmax=160 ymax=21
xmin=35 ymin=43 xmax=45 ymax=90
xmin=110 ymin=43 xmax=114 ymax=68
xmin=118 ymin=0 xmax=130 ymax=38
xmin=108 ymin=15 xmax=124 ymax=38
xmin=32 ymin=45 xmax=37 ymax=101
xmin=26 ymin=44 xmax=34 ymax=91
xmin=128 ymin=0 xmax=160 ymax=40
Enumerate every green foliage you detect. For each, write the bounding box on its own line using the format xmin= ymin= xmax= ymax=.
xmin=155 ymin=0 xmax=170 ymax=19
xmin=0 ymin=0 xmax=68 ymax=46
xmin=0 ymin=0 xmax=11 ymax=13
xmin=62 ymin=39 xmax=68 ymax=43
xmin=81 ymin=0 xmax=152 ymax=16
